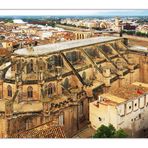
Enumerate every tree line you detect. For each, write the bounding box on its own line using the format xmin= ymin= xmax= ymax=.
xmin=122 ymin=30 xmax=148 ymax=37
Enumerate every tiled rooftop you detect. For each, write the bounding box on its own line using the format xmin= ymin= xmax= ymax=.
xmin=109 ymin=83 xmax=148 ymax=100
xmin=92 ymin=82 xmax=148 ymax=108
xmin=9 ymin=122 xmax=66 ymax=138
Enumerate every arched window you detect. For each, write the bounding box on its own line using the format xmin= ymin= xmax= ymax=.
xmin=17 ymin=62 xmax=21 ymax=73
xmin=7 ymin=85 xmax=12 ymax=97
xmin=48 ymin=83 xmax=55 ymax=97
xmin=63 ymin=78 xmax=69 ymax=89
xmin=30 ymin=59 xmax=33 ymax=71
xmin=77 ymin=33 xmax=79 ymax=39
xmin=58 ymin=55 xmax=63 ymax=67
xmin=80 ymin=34 xmax=82 ymax=39
xmin=27 ymin=59 xmax=33 ymax=73
xmin=27 ymin=86 xmax=33 ymax=98
xmin=82 ymin=34 xmax=85 ymax=39
xmin=38 ymin=58 xmax=45 ymax=71
xmin=47 ymin=57 xmax=53 ymax=70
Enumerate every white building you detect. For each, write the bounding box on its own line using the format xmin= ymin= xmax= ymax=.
xmin=13 ymin=19 xmax=26 ymax=24
xmin=89 ymin=82 xmax=148 ymax=137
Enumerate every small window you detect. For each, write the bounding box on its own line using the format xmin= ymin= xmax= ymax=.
xmin=139 ymin=114 xmax=141 ymax=119
xmin=129 ymin=106 xmax=131 ymax=109
xmin=27 ymin=86 xmax=33 ymax=98
xmin=98 ymin=117 xmax=102 ymax=121
xmin=135 ymin=103 xmax=137 ymax=107
xmin=26 ymin=59 xmax=33 ymax=73
xmin=48 ymin=83 xmax=55 ymax=97
xmin=7 ymin=85 xmax=12 ymax=97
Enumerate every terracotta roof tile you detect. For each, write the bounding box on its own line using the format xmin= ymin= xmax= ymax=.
xmin=9 ymin=123 xmax=66 ymax=138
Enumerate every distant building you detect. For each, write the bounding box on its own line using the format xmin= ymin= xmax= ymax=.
xmin=123 ymin=23 xmax=137 ymax=31
xmin=136 ymin=25 xmax=148 ymax=34
xmin=111 ymin=17 xmax=123 ymax=33
xmin=13 ymin=19 xmax=27 ymax=24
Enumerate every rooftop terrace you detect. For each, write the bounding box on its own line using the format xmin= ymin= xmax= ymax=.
xmin=109 ymin=82 xmax=148 ymax=101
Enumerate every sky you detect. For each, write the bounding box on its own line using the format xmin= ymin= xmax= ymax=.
xmin=0 ymin=10 xmax=148 ymax=16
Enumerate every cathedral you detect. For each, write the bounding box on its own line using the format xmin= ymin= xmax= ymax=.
xmin=0 ymin=36 xmax=147 ymax=138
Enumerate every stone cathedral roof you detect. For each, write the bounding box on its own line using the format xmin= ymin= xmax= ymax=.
xmin=14 ymin=36 xmax=121 ymax=57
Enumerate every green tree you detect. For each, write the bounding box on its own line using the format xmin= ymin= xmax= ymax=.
xmin=115 ymin=129 xmax=128 ymax=138
xmin=93 ymin=124 xmax=128 ymax=138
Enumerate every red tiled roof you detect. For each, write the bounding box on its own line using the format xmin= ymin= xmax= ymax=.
xmin=9 ymin=123 xmax=66 ymax=138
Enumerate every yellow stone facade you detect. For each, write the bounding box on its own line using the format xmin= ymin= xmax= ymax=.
xmin=0 ymin=36 xmax=147 ymax=138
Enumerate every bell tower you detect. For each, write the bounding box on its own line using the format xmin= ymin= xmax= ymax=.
xmin=115 ymin=17 xmax=123 ymax=36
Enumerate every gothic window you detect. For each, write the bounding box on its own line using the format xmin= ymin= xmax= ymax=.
xmin=47 ymin=56 xmax=54 ymax=70
xmin=7 ymin=85 xmax=12 ymax=97
xmin=66 ymin=52 xmax=72 ymax=62
xmin=139 ymin=114 xmax=141 ymax=119
xmin=72 ymin=51 xmax=78 ymax=63
xmin=63 ymin=78 xmax=69 ymax=89
xmin=27 ymin=59 xmax=33 ymax=73
xmin=77 ymin=34 xmax=79 ymax=39
xmin=48 ymin=83 xmax=55 ymax=97
xmin=17 ymin=62 xmax=21 ymax=72
xmin=48 ymin=63 xmax=52 ymax=70
xmin=66 ymin=51 xmax=78 ymax=63
xmin=27 ymin=86 xmax=33 ymax=98
xmin=102 ymin=45 xmax=112 ymax=54
xmin=58 ymin=55 xmax=63 ymax=67
xmin=38 ymin=58 xmax=45 ymax=71
xmin=30 ymin=59 xmax=33 ymax=71
xmin=82 ymin=34 xmax=85 ymax=39
xmin=54 ymin=55 xmax=64 ymax=67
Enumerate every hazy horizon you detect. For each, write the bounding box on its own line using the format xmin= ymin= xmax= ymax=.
xmin=0 ymin=10 xmax=148 ymax=17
